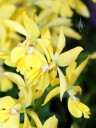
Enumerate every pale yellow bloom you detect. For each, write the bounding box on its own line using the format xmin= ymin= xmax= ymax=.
xmin=41 ymin=27 xmax=83 ymax=100
xmin=42 ymin=57 xmax=90 ymax=118
xmin=0 ymin=96 xmax=20 ymax=128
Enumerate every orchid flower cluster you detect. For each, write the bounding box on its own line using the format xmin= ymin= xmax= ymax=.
xmin=0 ymin=0 xmax=92 ymax=128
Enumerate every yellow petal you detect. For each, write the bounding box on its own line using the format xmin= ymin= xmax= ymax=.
xmin=43 ymin=115 xmax=58 ymax=128
xmin=68 ymin=97 xmax=82 ymax=118
xmin=75 ymin=0 xmax=90 ymax=18
xmin=63 ymin=26 xmax=82 ymax=40
xmin=41 ymin=26 xmax=51 ymax=40
xmin=34 ymin=1 xmax=52 ymax=9
xmin=11 ymin=47 xmax=26 ymax=63
xmin=0 ymin=4 xmax=16 ymax=19
xmin=25 ymin=86 xmax=32 ymax=107
xmin=57 ymin=67 xmax=66 ymax=101
xmin=5 ymin=73 xmax=27 ymax=102
xmin=0 ymin=109 xmax=11 ymax=122
xmin=5 ymin=72 xmax=25 ymax=87
xmin=42 ymin=87 xmax=60 ymax=106
xmin=57 ymin=46 xmax=83 ymax=67
xmin=33 ymin=90 xmax=43 ymax=100
xmin=3 ymin=114 xmax=20 ymax=128
xmin=52 ymin=0 xmax=61 ymax=13
xmin=38 ymin=38 xmax=53 ymax=60
xmin=27 ymin=110 xmax=42 ymax=128
xmin=37 ymin=71 xmax=49 ymax=92
xmin=37 ymin=39 xmax=51 ymax=62
xmin=60 ymin=3 xmax=73 ymax=18
xmin=77 ymin=101 xmax=90 ymax=119
xmin=0 ymin=51 xmax=10 ymax=60
xmin=0 ymin=96 xmax=15 ymax=109
xmin=37 ymin=9 xmax=53 ymax=24
xmin=5 ymin=20 xmax=29 ymax=37
xmin=66 ymin=61 xmax=77 ymax=80
xmin=48 ymin=18 xmax=72 ymax=28
xmin=70 ymin=56 xmax=89 ymax=85
xmin=0 ymin=75 xmax=13 ymax=92
xmin=23 ymin=12 xmax=40 ymax=38
xmin=23 ymin=112 xmax=31 ymax=128
xmin=55 ymin=27 xmax=65 ymax=56
xmin=51 ymin=78 xmax=60 ymax=86
xmin=24 ymin=54 xmax=43 ymax=68
xmin=4 ymin=59 xmax=16 ymax=67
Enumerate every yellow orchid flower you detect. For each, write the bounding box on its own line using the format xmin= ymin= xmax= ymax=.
xmin=66 ymin=57 xmax=90 ymax=119
xmin=41 ymin=27 xmax=83 ymax=100
xmin=5 ymin=41 xmax=50 ymax=94
xmin=0 ymin=96 xmax=20 ymax=128
xmin=42 ymin=56 xmax=89 ymax=109
xmin=0 ymin=96 xmax=40 ymax=128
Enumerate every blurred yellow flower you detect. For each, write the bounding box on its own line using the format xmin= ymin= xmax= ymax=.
xmin=33 ymin=0 xmax=90 ymax=40
xmin=92 ymin=0 xmax=96 ymax=2
xmin=35 ymin=0 xmax=90 ymax=18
